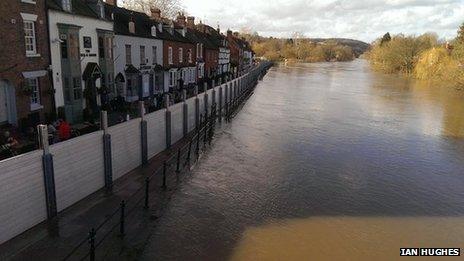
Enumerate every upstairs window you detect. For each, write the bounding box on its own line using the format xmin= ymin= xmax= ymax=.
xmin=196 ymin=43 xmax=199 ymax=58
xmin=125 ymin=44 xmax=131 ymax=65
xmin=128 ymin=21 xmax=135 ymax=34
xmin=151 ymin=26 xmax=157 ymax=37
xmin=168 ymin=46 xmax=173 ymax=64
xmin=188 ymin=49 xmax=192 ymax=63
xmin=152 ymin=46 xmax=157 ymax=65
xmin=62 ymin=0 xmax=71 ymax=12
xmin=140 ymin=45 xmax=146 ymax=65
xmin=24 ymin=20 xmax=37 ymax=56
xmin=98 ymin=37 xmax=105 ymax=59
xmin=179 ymin=48 xmax=183 ymax=63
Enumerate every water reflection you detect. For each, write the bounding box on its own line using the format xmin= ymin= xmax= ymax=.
xmin=141 ymin=60 xmax=464 ymax=261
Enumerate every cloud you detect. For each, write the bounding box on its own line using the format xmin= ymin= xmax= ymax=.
xmin=183 ymin=0 xmax=463 ymax=42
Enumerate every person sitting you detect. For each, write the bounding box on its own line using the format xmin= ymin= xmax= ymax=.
xmin=1 ymin=131 xmax=19 ymax=156
xmin=58 ymin=119 xmax=71 ymax=141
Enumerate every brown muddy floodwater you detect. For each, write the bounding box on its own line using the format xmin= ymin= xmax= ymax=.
xmin=141 ymin=60 xmax=464 ymax=261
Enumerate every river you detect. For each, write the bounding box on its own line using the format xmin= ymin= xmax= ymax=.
xmin=141 ymin=59 xmax=464 ymax=260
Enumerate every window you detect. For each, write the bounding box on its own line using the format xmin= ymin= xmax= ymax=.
xmin=196 ymin=44 xmax=199 ymax=58
xmin=125 ymin=44 xmax=131 ymax=65
xmin=169 ymin=71 xmax=176 ymax=87
xmin=179 ymin=48 xmax=183 ymax=63
xmin=62 ymin=0 xmax=71 ymax=12
xmin=73 ymin=77 xmax=81 ymax=99
xmin=128 ymin=21 xmax=135 ymax=34
xmin=98 ymin=37 xmax=105 ymax=58
xmin=27 ymin=78 xmax=40 ymax=109
xmin=151 ymin=26 xmax=157 ymax=37
xmin=98 ymin=2 xmax=104 ymax=18
xmin=168 ymin=46 xmax=173 ymax=64
xmin=188 ymin=49 xmax=192 ymax=63
xmin=152 ymin=46 xmax=157 ymax=64
xmin=200 ymin=44 xmax=203 ymax=58
xmin=106 ymin=37 xmax=113 ymax=60
xmin=140 ymin=45 xmax=145 ymax=65
xmin=24 ymin=20 xmax=37 ymax=56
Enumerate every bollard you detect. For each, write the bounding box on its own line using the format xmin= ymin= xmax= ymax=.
xmin=162 ymin=161 xmax=167 ymax=189
xmin=176 ymin=148 xmax=181 ymax=173
xmin=144 ymin=177 xmax=150 ymax=209
xmin=88 ymin=228 xmax=96 ymax=261
xmin=120 ymin=200 xmax=125 ymax=236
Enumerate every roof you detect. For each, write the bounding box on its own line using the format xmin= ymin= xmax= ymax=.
xmin=47 ymin=0 xmax=107 ymax=20
xmin=106 ymin=4 xmax=193 ymax=44
xmin=185 ymin=29 xmax=217 ymax=50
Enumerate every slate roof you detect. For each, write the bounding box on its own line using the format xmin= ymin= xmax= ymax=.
xmin=47 ymin=0 xmax=106 ymax=20
xmin=105 ymin=4 xmax=193 ymax=44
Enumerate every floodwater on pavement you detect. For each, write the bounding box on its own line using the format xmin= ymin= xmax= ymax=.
xmin=141 ymin=60 xmax=464 ymax=260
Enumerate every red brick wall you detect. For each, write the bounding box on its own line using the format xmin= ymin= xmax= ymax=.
xmin=163 ymin=40 xmax=196 ymax=68
xmin=0 ymin=0 xmax=53 ymax=127
xmin=204 ymin=48 xmax=218 ymax=77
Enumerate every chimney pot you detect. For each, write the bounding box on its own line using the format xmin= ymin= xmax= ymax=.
xmin=150 ymin=7 xmax=161 ymax=20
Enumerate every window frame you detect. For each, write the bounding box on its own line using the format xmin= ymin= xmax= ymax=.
xmin=168 ymin=46 xmax=173 ymax=65
xmin=179 ymin=48 xmax=183 ymax=63
xmin=23 ymin=20 xmax=37 ymax=56
xmin=140 ymin=45 xmax=146 ymax=65
xmin=27 ymin=78 xmax=42 ymax=110
xmin=125 ymin=44 xmax=132 ymax=65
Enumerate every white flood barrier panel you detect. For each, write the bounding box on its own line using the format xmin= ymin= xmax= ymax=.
xmin=0 ymin=150 xmax=46 ymax=244
xmin=146 ymin=109 xmax=166 ymax=159
xmin=51 ymin=131 xmax=105 ymax=211
xmin=171 ymin=103 xmax=184 ymax=144
xmin=198 ymin=93 xmax=205 ymax=116
xmin=109 ymin=119 xmax=142 ymax=180
xmin=187 ymin=97 xmax=196 ymax=132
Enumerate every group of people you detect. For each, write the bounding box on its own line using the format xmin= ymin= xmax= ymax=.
xmin=0 ymin=131 xmax=20 ymax=158
xmin=47 ymin=119 xmax=72 ymax=144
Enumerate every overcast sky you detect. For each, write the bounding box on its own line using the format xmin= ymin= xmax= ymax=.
xmin=181 ymin=0 xmax=463 ymax=43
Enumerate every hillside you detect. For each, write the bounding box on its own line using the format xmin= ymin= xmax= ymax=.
xmin=309 ymin=38 xmax=371 ymax=57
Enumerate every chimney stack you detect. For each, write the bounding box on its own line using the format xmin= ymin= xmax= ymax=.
xmin=105 ymin=0 xmax=117 ymax=6
xmin=187 ymin=16 xmax=195 ymax=29
xmin=176 ymin=12 xmax=186 ymax=27
xmin=150 ymin=7 xmax=161 ymax=20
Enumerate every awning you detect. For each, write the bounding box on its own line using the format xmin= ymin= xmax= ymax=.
xmin=82 ymin=62 xmax=102 ymax=81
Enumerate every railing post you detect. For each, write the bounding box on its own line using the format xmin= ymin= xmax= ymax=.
xmin=186 ymin=140 xmax=192 ymax=166
xmin=176 ymin=148 xmax=181 ymax=173
xmin=224 ymin=83 xmax=229 ymax=120
xmin=119 ymin=200 xmax=125 ymax=236
xmin=140 ymin=101 xmax=148 ymax=166
xmin=38 ymin=124 xmax=57 ymax=219
xmin=144 ymin=178 xmax=150 ymax=209
xmin=101 ymin=111 xmax=113 ymax=189
xmin=88 ymin=228 xmax=96 ymax=261
xmin=162 ymin=161 xmax=167 ymax=189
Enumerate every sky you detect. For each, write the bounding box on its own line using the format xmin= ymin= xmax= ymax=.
xmin=180 ymin=0 xmax=464 ymax=43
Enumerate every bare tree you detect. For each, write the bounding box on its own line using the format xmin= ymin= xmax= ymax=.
xmin=121 ymin=0 xmax=183 ymax=19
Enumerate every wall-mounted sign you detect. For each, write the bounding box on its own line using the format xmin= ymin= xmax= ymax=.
xmin=83 ymin=36 xmax=92 ymax=49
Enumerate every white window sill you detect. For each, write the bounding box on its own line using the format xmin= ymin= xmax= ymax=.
xmin=21 ymin=0 xmax=36 ymax=4
xmin=30 ymin=104 xmax=43 ymax=111
xmin=26 ymin=53 xmax=41 ymax=58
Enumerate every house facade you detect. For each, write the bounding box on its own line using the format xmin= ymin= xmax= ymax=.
xmin=0 ymin=0 xmax=54 ymax=129
xmin=48 ymin=0 xmax=114 ymax=123
xmin=108 ymin=4 xmax=164 ymax=103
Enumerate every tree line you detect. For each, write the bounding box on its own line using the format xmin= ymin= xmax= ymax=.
xmin=366 ymin=23 xmax=464 ymax=88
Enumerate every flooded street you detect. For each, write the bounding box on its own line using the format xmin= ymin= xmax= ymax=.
xmin=141 ymin=60 xmax=464 ymax=260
